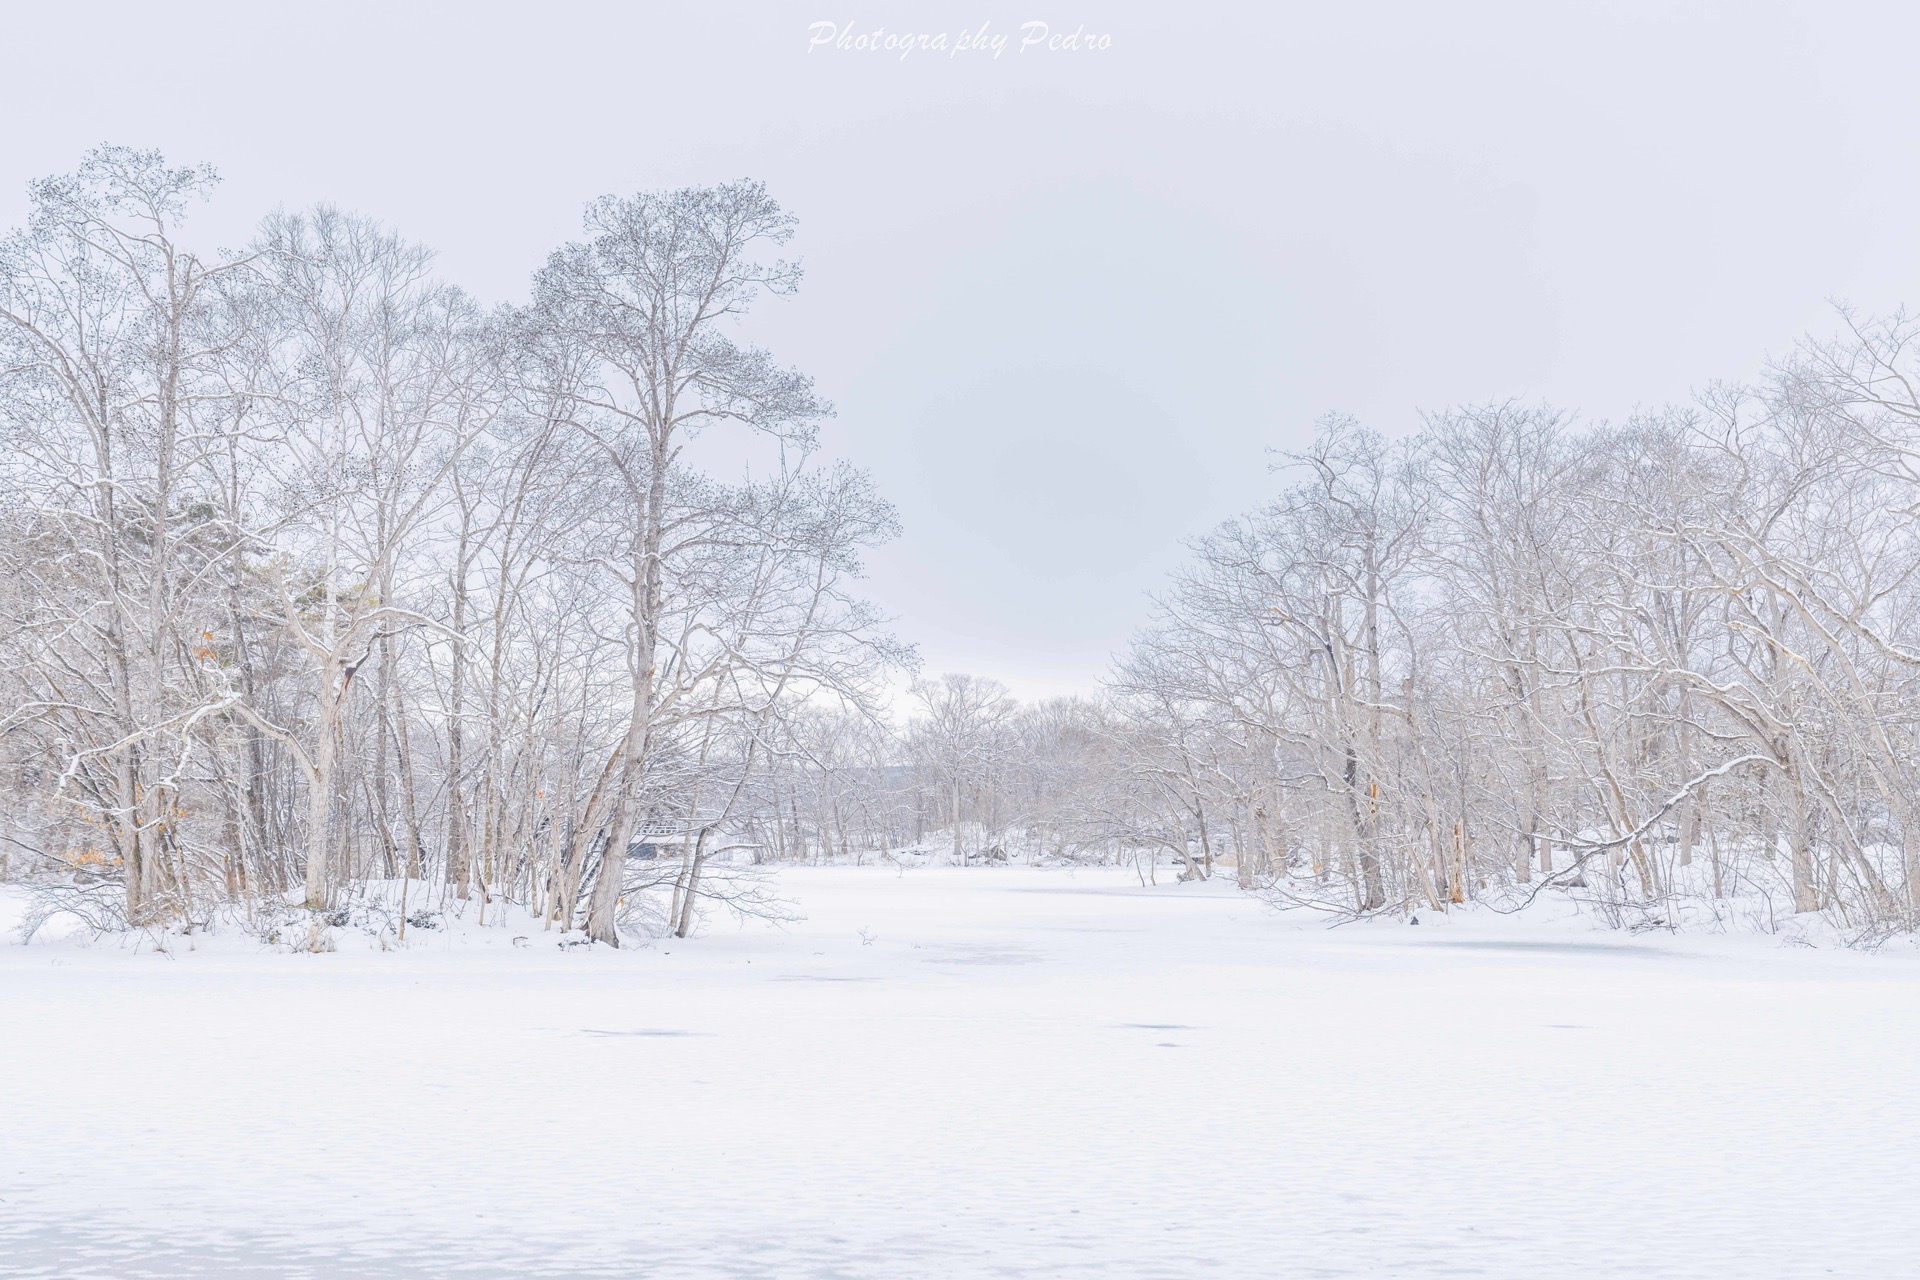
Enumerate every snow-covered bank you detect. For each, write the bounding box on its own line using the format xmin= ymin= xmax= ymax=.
xmin=3 ymin=865 xmax=1917 ymax=1278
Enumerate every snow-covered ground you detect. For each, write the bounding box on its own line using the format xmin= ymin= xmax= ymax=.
xmin=3 ymin=865 xmax=1918 ymax=1279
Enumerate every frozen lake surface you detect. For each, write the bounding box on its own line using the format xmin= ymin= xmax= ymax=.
xmin=3 ymin=865 xmax=1917 ymax=1278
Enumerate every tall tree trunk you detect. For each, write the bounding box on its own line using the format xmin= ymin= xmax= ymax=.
xmin=446 ymin=537 xmax=472 ymax=900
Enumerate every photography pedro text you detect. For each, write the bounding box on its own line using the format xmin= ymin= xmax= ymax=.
xmin=807 ymin=20 xmax=1112 ymax=60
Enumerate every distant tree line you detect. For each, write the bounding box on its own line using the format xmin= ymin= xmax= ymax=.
xmin=6 ymin=147 xmax=1920 ymax=941
xmin=768 ymin=336 xmax=1920 ymax=938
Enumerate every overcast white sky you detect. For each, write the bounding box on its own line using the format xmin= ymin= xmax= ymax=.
xmin=6 ymin=2 xmax=1919 ymax=698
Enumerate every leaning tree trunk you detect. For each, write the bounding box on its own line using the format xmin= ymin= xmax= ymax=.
xmin=585 ymin=472 xmax=665 ymax=945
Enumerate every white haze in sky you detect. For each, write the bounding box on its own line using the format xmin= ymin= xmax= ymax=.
xmin=6 ymin=1 xmax=1919 ymax=698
